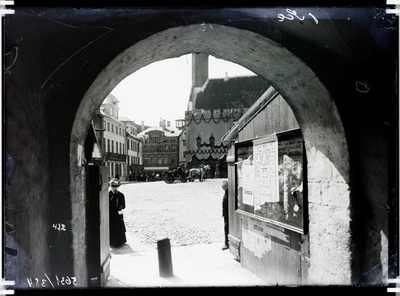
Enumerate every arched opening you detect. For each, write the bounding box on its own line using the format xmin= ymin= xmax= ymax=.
xmin=71 ymin=24 xmax=350 ymax=284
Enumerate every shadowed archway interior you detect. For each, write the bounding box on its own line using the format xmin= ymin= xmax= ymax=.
xmin=71 ymin=24 xmax=351 ymax=284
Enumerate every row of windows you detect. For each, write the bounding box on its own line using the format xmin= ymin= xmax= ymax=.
xmin=127 ymin=139 xmax=140 ymax=152
xmin=107 ymin=161 xmax=125 ymax=179
xmin=143 ymin=144 xmax=177 ymax=152
xmin=104 ymin=138 xmax=125 ymax=154
xmin=143 ymin=156 xmax=177 ymax=165
xmin=127 ymin=156 xmax=140 ymax=165
xmin=103 ymin=138 xmax=141 ymax=153
xmin=106 ymin=121 xmax=124 ymax=136
xmin=145 ymin=136 xmax=177 ymax=144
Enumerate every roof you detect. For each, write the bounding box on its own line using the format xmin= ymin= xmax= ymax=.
xmin=120 ymin=116 xmax=141 ymax=127
xmin=120 ymin=116 xmax=133 ymax=122
xmin=137 ymin=126 xmax=182 ymax=138
xmin=125 ymin=131 xmax=141 ymax=140
xmin=194 ymin=76 xmax=270 ymax=110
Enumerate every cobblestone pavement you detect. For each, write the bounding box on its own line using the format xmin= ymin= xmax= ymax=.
xmin=106 ymin=178 xmax=271 ymax=288
xmin=119 ymin=178 xmax=226 ymax=251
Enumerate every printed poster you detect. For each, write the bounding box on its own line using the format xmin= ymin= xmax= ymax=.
xmin=242 ymin=158 xmax=254 ymax=206
xmin=253 ymin=135 xmax=279 ymax=211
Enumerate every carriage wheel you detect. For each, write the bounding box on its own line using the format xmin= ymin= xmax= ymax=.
xmin=164 ymin=174 xmax=174 ymax=184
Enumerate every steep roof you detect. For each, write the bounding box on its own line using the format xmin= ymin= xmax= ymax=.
xmin=194 ymin=75 xmax=270 ymax=110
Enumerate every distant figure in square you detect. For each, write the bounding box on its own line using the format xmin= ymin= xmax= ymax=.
xmin=221 ymin=180 xmax=229 ymax=250
xmin=109 ymin=178 xmax=127 ymax=248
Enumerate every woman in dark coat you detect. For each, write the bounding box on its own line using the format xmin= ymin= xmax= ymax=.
xmin=109 ymin=178 xmax=127 ymax=248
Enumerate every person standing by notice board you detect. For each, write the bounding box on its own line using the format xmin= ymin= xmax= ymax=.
xmin=109 ymin=178 xmax=127 ymax=248
xmin=222 ymin=180 xmax=229 ymax=250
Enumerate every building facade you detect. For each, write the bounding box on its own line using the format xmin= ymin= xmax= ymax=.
xmin=121 ymin=118 xmax=143 ymax=181
xmin=184 ymin=53 xmax=271 ymax=178
xmin=101 ymin=95 xmax=128 ymax=180
xmin=177 ymin=126 xmax=187 ymax=167
xmin=138 ymin=123 xmax=182 ymax=179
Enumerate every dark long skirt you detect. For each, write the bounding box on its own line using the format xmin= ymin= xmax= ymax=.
xmin=109 ymin=210 xmax=127 ymax=247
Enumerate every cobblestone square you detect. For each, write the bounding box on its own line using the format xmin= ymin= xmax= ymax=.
xmin=119 ymin=178 xmax=226 ymax=251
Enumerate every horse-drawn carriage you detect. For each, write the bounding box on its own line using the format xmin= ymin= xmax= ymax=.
xmin=162 ymin=164 xmax=211 ymax=183
xmin=162 ymin=165 xmax=187 ymax=184
xmin=186 ymin=164 xmax=211 ymax=182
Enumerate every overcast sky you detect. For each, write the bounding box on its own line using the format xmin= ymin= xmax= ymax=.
xmin=111 ymin=54 xmax=255 ymax=127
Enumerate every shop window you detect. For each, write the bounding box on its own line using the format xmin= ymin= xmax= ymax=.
xmin=235 ymin=128 xmax=307 ymax=234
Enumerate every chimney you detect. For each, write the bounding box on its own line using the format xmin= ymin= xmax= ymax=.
xmin=192 ymin=53 xmax=208 ymax=88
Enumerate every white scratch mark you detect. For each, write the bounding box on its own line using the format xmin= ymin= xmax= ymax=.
xmin=5 ymin=47 xmax=18 ymax=74
xmin=355 ymin=81 xmax=370 ymax=93
xmin=29 ymin=10 xmax=114 ymax=89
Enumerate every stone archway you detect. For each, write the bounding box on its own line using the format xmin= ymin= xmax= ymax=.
xmin=71 ymin=24 xmax=351 ymax=284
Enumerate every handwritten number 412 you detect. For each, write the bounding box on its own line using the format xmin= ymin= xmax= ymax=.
xmin=278 ymin=9 xmax=319 ymax=24
xmin=53 ymin=223 xmax=66 ymax=231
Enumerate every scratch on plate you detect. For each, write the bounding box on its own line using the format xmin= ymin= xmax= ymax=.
xmin=29 ymin=10 xmax=114 ymax=89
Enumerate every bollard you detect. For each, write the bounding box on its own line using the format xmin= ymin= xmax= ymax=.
xmin=157 ymin=237 xmax=174 ymax=277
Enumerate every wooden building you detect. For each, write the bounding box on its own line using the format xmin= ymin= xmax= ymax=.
xmin=222 ymin=86 xmax=309 ymax=284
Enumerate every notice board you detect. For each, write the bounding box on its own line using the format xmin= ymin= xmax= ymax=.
xmin=236 ymin=129 xmax=306 ymax=233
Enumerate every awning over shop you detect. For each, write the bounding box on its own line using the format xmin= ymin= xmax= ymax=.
xmin=143 ymin=167 xmax=169 ymax=171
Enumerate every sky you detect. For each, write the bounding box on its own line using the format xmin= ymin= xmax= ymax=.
xmin=110 ymin=54 xmax=255 ymax=128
